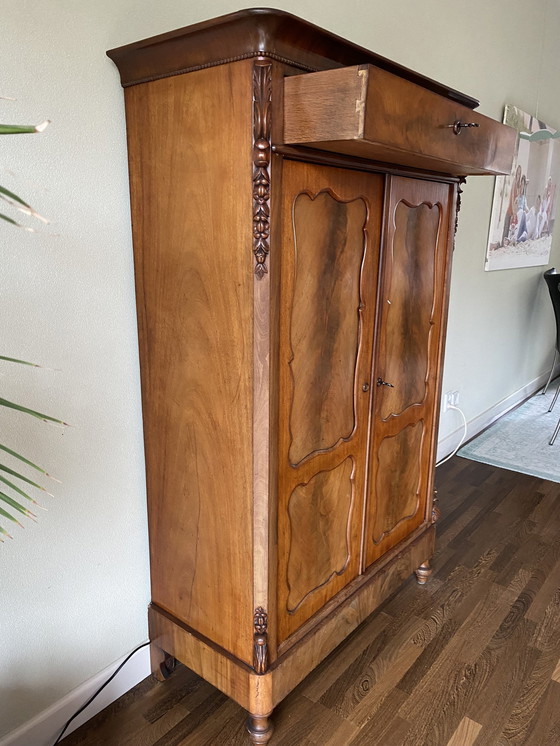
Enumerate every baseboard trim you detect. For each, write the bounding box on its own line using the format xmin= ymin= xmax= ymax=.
xmin=436 ymin=369 xmax=559 ymax=463
xmin=0 ymin=644 xmax=151 ymax=746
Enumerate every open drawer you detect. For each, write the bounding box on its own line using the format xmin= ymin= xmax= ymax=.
xmin=283 ymin=65 xmax=517 ymax=176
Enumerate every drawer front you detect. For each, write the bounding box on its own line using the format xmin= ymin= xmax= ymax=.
xmin=284 ymin=65 xmax=517 ymax=176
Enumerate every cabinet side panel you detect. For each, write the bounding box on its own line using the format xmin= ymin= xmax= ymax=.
xmin=124 ymin=62 xmax=254 ymax=664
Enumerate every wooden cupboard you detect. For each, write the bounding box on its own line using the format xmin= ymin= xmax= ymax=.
xmin=107 ymin=9 xmax=516 ymax=743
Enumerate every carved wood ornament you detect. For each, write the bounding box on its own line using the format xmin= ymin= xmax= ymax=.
xmin=253 ymin=606 xmax=269 ymax=673
xmin=432 ymin=489 xmax=441 ymax=524
xmin=252 ymin=60 xmax=272 ymax=279
xmin=453 ymin=177 xmax=467 ymax=248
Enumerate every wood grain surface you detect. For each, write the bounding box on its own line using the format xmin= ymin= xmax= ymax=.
xmin=364 ymin=177 xmax=453 ymax=568
xmin=106 ymin=9 xmax=479 ymax=108
xmin=286 ymin=458 xmax=355 ymax=612
xmin=287 ymin=190 xmax=367 ymax=465
xmin=145 ymin=527 xmax=434 ymax=718
xmin=276 ymin=160 xmax=384 ymax=642
xmin=65 ymin=457 xmax=560 ymax=745
xmin=124 ymin=60 xmax=255 ymax=665
xmin=284 ymin=65 xmax=517 ymax=176
xmin=108 ymin=13 xmax=520 ymax=741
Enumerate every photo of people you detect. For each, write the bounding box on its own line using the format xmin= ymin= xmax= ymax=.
xmin=486 ymin=105 xmax=559 ymax=271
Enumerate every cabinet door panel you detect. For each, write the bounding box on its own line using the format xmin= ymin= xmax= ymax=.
xmin=277 ymin=160 xmax=383 ymax=643
xmin=289 ymin=192 xmax=366 ymax=465
xmin=371 ymin=420 xmax=423 ymax=544
xmin=378 ymin=201 xmax=439 ymax=419
xmin=364 ymin=176 xmax=453 ymax=568
xmin=286 ymin=457 xmax=355 ymax=613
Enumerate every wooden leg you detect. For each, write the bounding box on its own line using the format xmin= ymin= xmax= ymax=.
xmin=415 ymin=560 xmax=433 ymax=585
xmin=150 ymin=643 xmax=176 ymax=682
xmin=246 ymin=713 xmax=274 ymax=744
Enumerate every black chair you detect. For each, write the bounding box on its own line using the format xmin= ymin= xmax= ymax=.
xmin=543 ymin=267 xmax=560 ymax=444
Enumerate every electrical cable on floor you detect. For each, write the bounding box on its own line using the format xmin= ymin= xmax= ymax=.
xmin=436 ymin=404 xmax=468 ymax=467
xmin=51 ymin=640 xmax=150 ymax=745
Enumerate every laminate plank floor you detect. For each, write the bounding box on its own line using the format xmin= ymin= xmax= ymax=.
xmin=63 ymin=458 xmax=560 ymax=745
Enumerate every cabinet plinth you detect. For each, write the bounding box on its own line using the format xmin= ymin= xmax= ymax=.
xmin=107 ymin=8 xmax=516 ymax=741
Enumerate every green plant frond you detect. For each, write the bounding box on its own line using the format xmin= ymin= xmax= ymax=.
xmin=0 ymin=444 xmax=52 ymax=477
xmin=0 ymin=121 xmax=50 ymax=135
xmin=0 ymin=474 xmax=40 ymax=505
xmin=0 ymin=396 xmax=67 ymax=425
xmin=0 ymin=184 xmax=31 ymax=208
xmin=0 ymin=505 xmax=23 ymax=528
xmin=0 ymin=124 xmax=39 ymax=134
xmin=0 ymin=355 xmax=40 ymax=367
xmin=0 ymin=112 xmax=56 ymax=541
xmin=0 ymin=187 xmax=49 ymax=224
xmin=0 ymin=490 xmax=36 ymax=519
xmin=0 ymin=212 xmax=20 ymax=226
xmin=0 ymin=463 xmax=52 ymax=494
xmin=0 ymin=211 xmax=36 ymax=231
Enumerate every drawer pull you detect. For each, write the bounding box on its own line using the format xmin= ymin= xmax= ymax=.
xmin=448 ymin=120 xmax=480 ymax=136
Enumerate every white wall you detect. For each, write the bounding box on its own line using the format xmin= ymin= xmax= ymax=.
xmin=438 ymin=0 xmax=560 ymax=451
xmin=1 ymin=0 xmax=559 ymax=740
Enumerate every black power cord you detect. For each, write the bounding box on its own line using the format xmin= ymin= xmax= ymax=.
xmin=52 ymin=640 xmax=150 ymax=745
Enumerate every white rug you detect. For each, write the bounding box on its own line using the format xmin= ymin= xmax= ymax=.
xmin=458 ymin=382 xmax=560 ymax=483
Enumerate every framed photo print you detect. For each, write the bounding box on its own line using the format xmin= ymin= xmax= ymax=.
xmin=485 ymin=105 xmax=559 ymax=271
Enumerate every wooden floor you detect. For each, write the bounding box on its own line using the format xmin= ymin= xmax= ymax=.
xmin=64 ymin=457 xmax=560 ymax=745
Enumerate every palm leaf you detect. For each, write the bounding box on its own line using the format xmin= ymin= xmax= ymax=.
xmin=0 ymin=121 xmax=49 ymax=135
xmin=0 ymin=212 xmax=21 ymax=226
xmin=0 ymin=112 xmax=57 ymax=538
xmin=0 ymin=490 xmax=36 ymax=520
xmin=0 ymin=211 xmax=37 ymax=231
xmin=0 ymin=396 xmax=67 ymax=424
xmin=0 ymin=355 xmax=40 ymax=367
xmin=0 ymin=474 xmax=42 ymax=506
xmin=0 ymin=463 xmax=52 ymax=493
xmin=0 ymin=184 xmax=31 ymax=208
xmin=0 ymin=443 xmax=54 ymax=477
xmin=0 ymin=505 xmax=23 ymax=528
xmin=0 ymin=185 xmax=48 ymax=224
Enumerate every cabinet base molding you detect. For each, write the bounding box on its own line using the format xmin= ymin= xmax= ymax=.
xmin=148 ymin=525 xmax=435 ymax=718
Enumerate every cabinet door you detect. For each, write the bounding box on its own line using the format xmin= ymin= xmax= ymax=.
xmin=364 ymin=176 xmax=453 ymax=568
xmin=277 ymin=160 xmax=383 ymax=643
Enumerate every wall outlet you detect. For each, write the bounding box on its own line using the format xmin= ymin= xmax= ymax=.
xmin=443 ymin=390 xmax=460 ymax=412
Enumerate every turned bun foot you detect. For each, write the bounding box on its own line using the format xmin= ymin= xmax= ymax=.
xmin=415 ymin=560 xmax=433 ymax=585
xmin=246 ymin=714 xmax=274 ymax=744
xmin=151 ymin=644 xmax=177 ymax=682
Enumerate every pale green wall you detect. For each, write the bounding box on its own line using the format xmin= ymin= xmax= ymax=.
xmin=1 ymin=0 xmax=559 ymax=738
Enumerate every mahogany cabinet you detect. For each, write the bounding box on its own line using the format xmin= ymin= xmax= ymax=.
xmin=108 ymin=9 xmax=515 ymax=743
